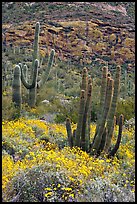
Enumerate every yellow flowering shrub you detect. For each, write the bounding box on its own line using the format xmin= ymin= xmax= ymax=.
xmin=2 ymin=118 xmax=135 ymax=202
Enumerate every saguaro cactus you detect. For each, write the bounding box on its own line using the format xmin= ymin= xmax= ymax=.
xmin=20 ymin=22 xmax=55 ymax=107
xmin=66 ymin=65 xmax=123 ymax=157
xmin=12 ymin=65 xmax=22 ymax=117
xmin=28 ymin=22 xmax=40 ymax=107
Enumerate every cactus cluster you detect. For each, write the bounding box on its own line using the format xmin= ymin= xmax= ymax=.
xmin=12 ymin=22 xmax=55 ymax=112
xmin=66 ymin=65 xmax=124 ymax=157
xmin=2 ymin=61 xmax=13 ymax=90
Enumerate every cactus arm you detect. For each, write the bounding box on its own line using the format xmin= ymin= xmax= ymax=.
xmin=75 ymin=68 xmax=88 ymax=147
xmin=97 ymin=127 xmax=107 ymax=156
xmin=37 ymin=49 xmax=55 ymax=88
xmin=75 ymin=90 xmax=86 ymax=147
xmin=12 ymin=65 xmax=22 ymax=118
xmin=66 ymin=118 xmax=73 ymax=148
xmin=21 ymin=59 xmax=39 ymax=89
xmin=91 ymin=78 xmax=114 ymax=154
xmin=32 ymin=22 xmax=40 ymax=71
xmin=12 ymin=65 xmax=22 ymax=108
xmin=94 ymin=66 xmax=108 ymax=137
xmin=86 ymin=78 xmax=92 ymax=151
xmin=81 ymin=67 xmax=88 ymax=94
xmin=23 ymin=64 xmax=28 ymax=81
xmin=27 ymin=22 xmax=40 ymax=108
xmin=108 ymin=114 xmax=124 ymax=157
xmin=104 ymin=65 xmax=121 ymax=152
xmin=81 ymin=83 xmax=92 ymax=151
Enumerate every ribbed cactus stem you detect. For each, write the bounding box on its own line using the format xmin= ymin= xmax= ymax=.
xmin=32 ymin=22 xmax=40 ymax=71
xmin=81 ymin=67 xmax=88 ymax=98
xmin=12 ymin=65 xmax=22 ymax=113
xmin=98 ymin=127 xmax=108 ymax=155
xmin=104 ymin=65 xmax=121 ymax=152
xmin=86 ymin=77 xmax=92 ymax=150
xmin=95 ymin=66 xmax=108 ymax=136
xmin=108 ymin=114 xmax=124 ymax=157
xmin=23 ymin=64 xmax=28 ymax=81
xmin=81 ymin=83 xmax=92 ymax=151
xmin=37 ymin=49 xmax=55 ymax=88
xmin=75 ymin=90 xmax=86 ymax=147
xmin=91 ymin=78 xmax=114 ymax=154
xmin=18 ymin=63 xmax=22 ymax=69
xmin=28 ymin=22 xmax=40 ymax=108
xmin=66 ymin=118 xmax=73 ymax=148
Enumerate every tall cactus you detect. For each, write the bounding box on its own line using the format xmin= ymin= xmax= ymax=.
xmin=66 ymin=65 xmax=123 ymax=157
xmin=67 ymin=68 xmax=92 ymax=152
xmin=91 ymin=77 xmax=114 ymax=154
xmin=20 ymin=59 xmax=39 ymax=106
xmin=20 ymin=22 xmax=55 ymax=107
xmin=81 ymin=82 xmax=92 ymax=151
xmin=12 ymin=65 xmax=22 ymax=118
xmin=104 ymin=65 xmax=121 ymax=153
xmin=28 ymin=22 xmax=40 ymax=107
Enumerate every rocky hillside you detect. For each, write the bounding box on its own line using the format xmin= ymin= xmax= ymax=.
xmin=2 ymin=2 xmax=135 ymax=67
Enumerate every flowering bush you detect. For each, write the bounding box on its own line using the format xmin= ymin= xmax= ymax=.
xmin=2 ymin=118 xmax=135 ymax=202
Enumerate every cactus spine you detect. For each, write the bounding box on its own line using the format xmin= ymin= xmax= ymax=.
xmin=66 ymin=65 xmax=123 ymax=157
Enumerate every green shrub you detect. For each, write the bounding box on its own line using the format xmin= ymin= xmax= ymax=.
xmin=116 ymin=96 xmax=135 ymax=121
xmin=2 ymin=94 xmax=17 ymax=121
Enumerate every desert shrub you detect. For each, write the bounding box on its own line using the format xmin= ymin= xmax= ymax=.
xmin=116 ymin=96 xmax=135 ymax=121
xmin=2 ymin=118 xmax=135 ymax=202
xmin=54 ymin=113 xmax=66 ymax=123
xmin=124 ymin=117 xmax=135 ymax=130
xmin=53 ymin=96 xmax=79 ymax=123
xmin=36 ymin=83 xmax=57 ymax=105
xmin=2 ymin=93 xmax=17 ymax=121
xmin=64 ymin=86 xmax=80 ymax=97
xmin=35 ymin=102 xmax=56 ymax=117
xmin=75 ymin=177 xmax=135 ymax=202
xmin=3 ymin=163 xmax=80 ymax=202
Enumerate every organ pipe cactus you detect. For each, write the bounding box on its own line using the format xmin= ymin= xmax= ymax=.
xmin=91 ymin=77 xmax=114 ymax=155
xmin=66 ymin=65 xmax=123 ymax=157
xmin=104 ymin=65 xmax=121 ymax=153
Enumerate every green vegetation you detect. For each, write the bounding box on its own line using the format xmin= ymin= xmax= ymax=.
xmin=2 ymin=2 xmax=135 ymax=202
